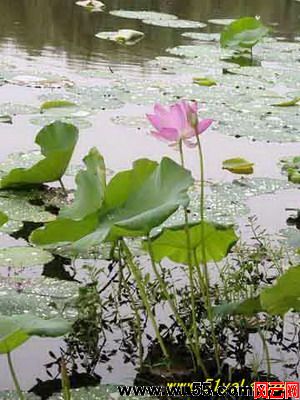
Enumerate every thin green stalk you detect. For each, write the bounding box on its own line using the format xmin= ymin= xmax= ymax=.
xmin=7 ymin=352 xmax=25 ymax=400
xmin=195 ymin=134 xmax=221 ymax=373
xmin=120 ymin=239 xmax=169 ymax=359
xmin=258 ymin=328 xmax=271 ymax=378
xmin=118 ymin=244 xmax=143 ymax=368
xmin=178 ymin=140 xmax=202 ymax=370
xmin=147 ymin=235 xmax=208 ymax=376
xmin=61 ymin=358 xmax=71 ymax=400
xmin=59 ymin=178 xmax=68 ymax=196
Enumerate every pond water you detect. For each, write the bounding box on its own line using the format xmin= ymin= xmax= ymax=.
xmin=0 ymin=0 xmax=300 ymax=398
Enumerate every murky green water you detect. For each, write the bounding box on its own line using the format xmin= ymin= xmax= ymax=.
xmin=0 ymin=0 xmax=300 ymax=396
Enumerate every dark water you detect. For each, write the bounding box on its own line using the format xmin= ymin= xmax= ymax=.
xmin=0 ymin=0 xmax=300 ymax=395
xmin=0 ymin=0 xmax=299 ymax=70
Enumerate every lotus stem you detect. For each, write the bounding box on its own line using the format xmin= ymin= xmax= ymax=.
xmin=147 ymin=235 xmax=208 ymax=376
xmin=195 ymin=135 xmax=221 ymax=373
xmin=178 ymin=139 xmax=203 ymax=370
xmin=258 ymin=328 xmax=271 ymax=378
xmin=61 ymin=357 xmax=71 ymax=400
xmin=59 ymin=178 xmax=68 ymax=196
xmin=118 ymin=244 xmax=143 ymax=368
xmin=120 ymin=239 xmax=169 ymax=359
xmin=7 ymin=352 xmax=25 ymax=400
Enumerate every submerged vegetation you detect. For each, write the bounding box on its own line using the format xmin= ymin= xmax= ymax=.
xmin=0 ymin=1 xmax=300 ymax=399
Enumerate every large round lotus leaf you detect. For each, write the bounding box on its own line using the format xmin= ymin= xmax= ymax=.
xmin=109 ymin=10 xmax=178 ymax=21
xmin=63 ymin=86 xmax=124 ymax=110
xmin=0 ymin=121 xmax=79 ymax=189
xmin=182 ymin=32 xmax=220 ymax=41
xmin=146 ymin=221 xmax=238 ymax=265
xmin=0 ymin=246 xmax=53 ymax=268
xmin=0 ymin=393 xmax=38 ymax=399
xmin=220 ymin=17 xmax=269 ymax=51
xmin=3 ymin=314 xmax=71 ymax=337
xmin=30 ymin=115 xmax=92 ymax=130
xmin=143 ymin=18 xmax=206 ymax=29
xmin=96 ymin=29 xmax=145 ymax=45
xmin=260 ymin=265 xmax=300 ymax=316
xmin=76 ymin=0 xmax=105 ymax=12
xmin=208 ymin=18 xmax=236 ymax=25
xmin=0 ymin=151 xmax=43 ymax=172
xmin=6 ymin=74 xmax=74 ymax=89
xmin=255 ymin=40 xmax=300 ymax=63
xmin=222 ymin=158 xmax=254 ymax=174
xmin=0 ymin=195 xmax=55 ymax=223
xmin=0 ymin=103 xmax=38 ymax=115
xmin=0 ymin=220 xmax=23 ymax=234
xmin=0 ymin=314 xmax=71 ymax=354
xmin=0 ymin=317 xmax=29 ymax=354
xmin=0 ymin=277 xmax=78 ymax=318
xmin=40 ymin=100 xmax=77 ymax=112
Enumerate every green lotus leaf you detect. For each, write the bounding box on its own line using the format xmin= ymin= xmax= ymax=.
xmin=96 ymin=29 xmax=145 ymax=45
xmin=59 ymin=148 xmax=106 ymax=220
xmin=0 ymin=246 xmax=53 ymax=268
xmin=260 ymin=265 xmax=300 ymax=316
xmin=214 ymin=296 xmax=262 ymax=317
xmin=30 ymin=157 xmax=193 ymax=250
xmin=0 ymin=314 xmax=70 ymax=354
xmin=220 ymin=17 xmax=269 ymax=51
xmin=222 ymin=158 xmax=254 ymax=174
xmin=40 ymin=100 xmax=77 ymax=112
xmin=0 ymin=318 xmax=29 ymax=354
xmin=144 ymin=221 xmax=238 ymax=265
xmin=0 ymin=211 xmax=8 ymax=226
xmin=193 ymin=77 xmax=217 ymax=87
xmin=272 ymin=97 xmax=300 ymax=107
xmin=0 ymin=121 xmax=78 ymax=189
xmin=0 ymin=115 xmax=12 ymax=124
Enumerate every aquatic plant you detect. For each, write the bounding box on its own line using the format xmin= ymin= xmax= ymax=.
xmin=222 ymin=157 xmax=254 ymax=174
xmin=220 ymin=17 xmax=269 ymax=56
xmin=0 ymin=314 xmax=71 ymax=400
xmin=0 ymin=121 xmax=78 ymax=191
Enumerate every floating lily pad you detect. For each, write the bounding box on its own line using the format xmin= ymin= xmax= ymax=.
xmin=0 ymin=103 xmax=38 ymax=116
xmin=111 ymin=115 xmax=150 ymax=128
xmin=76 ymin=0 xmax=105 ymax=12
xmin=220 ymin=17 xmax=269 ymax=52
xmin=7 ymin=75 xmax=74 ymax=89
xmin=30 ymin=116 xmax=92 ymax=130
xmin=0 ymin=115 xmax=12 ymax=124
xmin=208 ymin=18 xmax=236 ymax=26
xmin=95 ymin=29 xmax=144 ymax=45
xmin=143 ymin=18 xmax=206 ymax=29
xmin=272 ymin=97 xmax=300 ymax=107
xmin=222 ymin=158 xmax=254 ymax=174
xmin=0 ymin=195 xmax=55 ymax=223
xmin=0 ymin=246 xmax=53 ymax=268
xmin=0 ymin=277 xmax=78 ymax=318
xmin=0 ymin=220 xmax=23 ymax=234
xmin=182 ymin=32 xmax=220 ymax=41
xmin=40 ymin=100 xmax=77 ymax=112
xmin=193 ymin=77 xmax=217 ymax=86
xmin=280 ymin=156 xmax=300 ymax=184
xmin=109 ymin=10 xmax=178 ymax=21
xmin=0 ymin=151 xmax=43 ymax=172
xmin=0 ymin=121 xmax=78 ymax=189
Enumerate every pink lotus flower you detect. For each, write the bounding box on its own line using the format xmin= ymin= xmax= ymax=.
xmin=146 ymin=101 xmax=213 ymax=147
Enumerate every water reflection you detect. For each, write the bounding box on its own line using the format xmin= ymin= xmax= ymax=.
xmin=0 ymin=0 xmax=299 ymax=69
